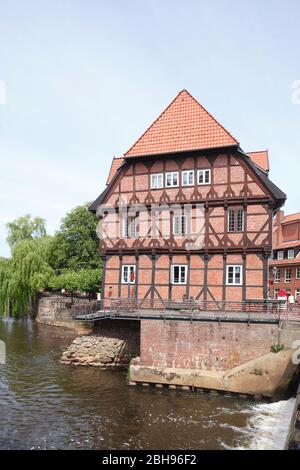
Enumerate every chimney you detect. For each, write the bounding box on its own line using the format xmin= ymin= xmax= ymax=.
xmin=273 ymin=210 xmax=284 ymax=247
xmin=274 ymin=210 xmax=284 ymax=227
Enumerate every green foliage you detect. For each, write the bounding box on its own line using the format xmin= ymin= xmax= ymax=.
xmin=6 ymin=214 xmax=47 ymax=248
xmin=50 ymin=268 xmax=102 ymax=293
xmin=0 ymin=238 xmax=54 ymax=317
xmin=271 ymin=344 xmax=285 ymax=353
xmin=1 ymin=204 xmax=102 ymax=318
xmin=49 ymin=204 xmax=101 ymax=272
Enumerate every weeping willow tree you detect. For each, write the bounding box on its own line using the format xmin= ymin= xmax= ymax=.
xmin=0 ymin=237 xmax=54 ymax=317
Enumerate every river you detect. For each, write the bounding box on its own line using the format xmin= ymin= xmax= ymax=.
xmin=0 ymin=319 xmax=295 ymax=450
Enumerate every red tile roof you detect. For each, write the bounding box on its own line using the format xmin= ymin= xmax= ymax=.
xmin=106 ymin=157 xmax=124 ymax=185
xmin=125 ymin=89 xmax=239 ymax=158
xmin=283 ymin=212 xmax=300 ymax=224
xmin=274 ymin=241 xmax=300 ymax=249
xmin=247 ymin=150 xmax=269 ymax=172
xmin=270 ymin=255 xmax=300 ymax=266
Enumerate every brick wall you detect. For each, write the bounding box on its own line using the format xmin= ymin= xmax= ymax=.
xmin=94 ymin=319 xmax=140 ymax=358
xmin=103 ymin=252 xmax=264 ymax=302
xmin=140 ymin=320 xmax=278 ymax=371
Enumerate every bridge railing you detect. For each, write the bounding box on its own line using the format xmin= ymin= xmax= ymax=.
xmin=71 ymin=300 xmax=103 ymax=319
xmin=71 ymin=297 xmax=300 ymax=323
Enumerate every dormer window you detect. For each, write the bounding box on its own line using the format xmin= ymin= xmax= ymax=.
xmin=287 ymin=249 xmax=295 ymax=259
xmin=277 ymin=251 xmax=284 ymax=260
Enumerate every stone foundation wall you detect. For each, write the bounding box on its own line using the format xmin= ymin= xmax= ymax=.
xmin=37 ymin=296 xmax=73 ymax=322
xmin=140 ymin=320 xmax=279 ymax=371
xmin=61 ymin=320 xmax=140 ymax=368
xmin=36 ymin=295 xmax=91 ymax=333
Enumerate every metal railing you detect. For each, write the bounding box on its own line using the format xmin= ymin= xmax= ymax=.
xmin=71 ymin=300 xmax=103 ymax=319
xmin=71 ymin=297 xmax=300 ymax=323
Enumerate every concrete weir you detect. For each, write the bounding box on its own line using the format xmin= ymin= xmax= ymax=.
xmin=129 ymin=319 xmax=300 ymax=398
xmin=286 ymin=382 xmax=300 ymax=449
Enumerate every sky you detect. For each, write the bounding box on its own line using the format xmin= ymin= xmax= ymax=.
xmin=0 ymin=0 xmax=300 ymax=257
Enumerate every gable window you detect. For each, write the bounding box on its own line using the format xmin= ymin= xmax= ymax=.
xmin=182 ymin=170 xmax=194 ymax=186
xmin=277 ymin=251 xmax=284 ymax=260
xmin=227 ymin=208 xmax=244 ymax=232
xmin=122 ymin=216 xmax=137 ymax=238
xmin=165 ymin=172 xmax=179 ymax=187
xmin=296 ymin=268 xmax=300 ymax=279
xmin=197 ymin=169 xmax=211 ymax=185
xmin=285 ymin=268 xmax=291 ymax=283
xmin=151 ymin=173 xmax=164 ymax=189
xmin=275 ymin=269 xmax=281 ymax=283
xmin=171 ymin=265 xmax=187 ymax=285
xmin=121 ymin=265 xmax=136 ymax=284
xmin=288 ymin=249 xmax=295 ymax=260
xmin=226 ymin=265 xmax=243 ymax=285
xmin=173 ymin=215 xmax=187 ymax=236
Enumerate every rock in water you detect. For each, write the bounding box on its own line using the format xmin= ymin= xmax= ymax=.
xmin=60 ymin=335 xmax=132 ymax=369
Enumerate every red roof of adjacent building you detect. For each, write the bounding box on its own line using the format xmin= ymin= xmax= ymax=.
xmin=106 ymin=156 xmax=124 ymax=185
xmin=274 ymin=241 xmax=300 ymax=249
xmin=269 ymin=255 xmax=300 ymax=266
xmin=125 ymin=89 xmax=239 ymax=158
xmin=282 ymin=212 xmax=300 ymax=224
xmin=246 ymin=150 xmax=269 ymax=173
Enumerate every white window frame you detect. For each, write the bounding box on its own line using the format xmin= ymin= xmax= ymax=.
xmin=274 ymin=269 xmax=281 ymax=284
xmin=227 ymin=208 xmax=244 ymax=233
xmin=296 ymin=268 xmax=300 ymax=279
xmin=121 ymin=216 xmax=137 ymax=238
xmin=284 ymin=268 xmax=291 ymax=283
xmin=171 ymin=265 xmax=188 ymax=285
xmin=165 ymin=172 xmax=179 ymax=188
xmin=287 ymin=249 xmax=295 ymax=260
xmin=121 ymin=265 xmax=136 ymax=284
xmin=277 ymin=251 xmax=284 ymax=260
xmin=226 ymin=265 xmax=243 ymax=286
xmin=173 ymin=215 xmax=187 ymax=236
xmin=197 ymin=169 xmax=211 ymax=185
xmin=182 ymin=170 xmax=195 ymax=186
xmin=295 ymin=288 xmax=300 ymax=297
xmin=150 ymin=173 xmax=164 ymax=189
xmin=274 ymin=288 xmax=280 ymax=299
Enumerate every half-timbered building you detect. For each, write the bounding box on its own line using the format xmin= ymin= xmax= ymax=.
xmin=90 ymin=90 xmax=286 ymax=304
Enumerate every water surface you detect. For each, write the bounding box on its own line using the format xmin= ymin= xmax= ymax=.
xmin=0 ymin=319 xmax=294 ymax=450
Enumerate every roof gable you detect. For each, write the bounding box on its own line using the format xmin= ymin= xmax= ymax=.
xmin=247 ymin=150 xmax=269 ymax=173
xmin=106 ymin=157 xmax=124 ymax=185
xmin=125 ymin=89 xmax=239 ymax=158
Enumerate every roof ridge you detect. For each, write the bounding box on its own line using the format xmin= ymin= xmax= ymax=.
xmin=124 ymin=90 xmax=185 ymax=157
xmin=247 ymin=149 xmax=268 ymax=154
xmin=124 ymin=89 xmax=238 ymax=157
xmin=183 ymin=89 xmax=239 ymax=145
